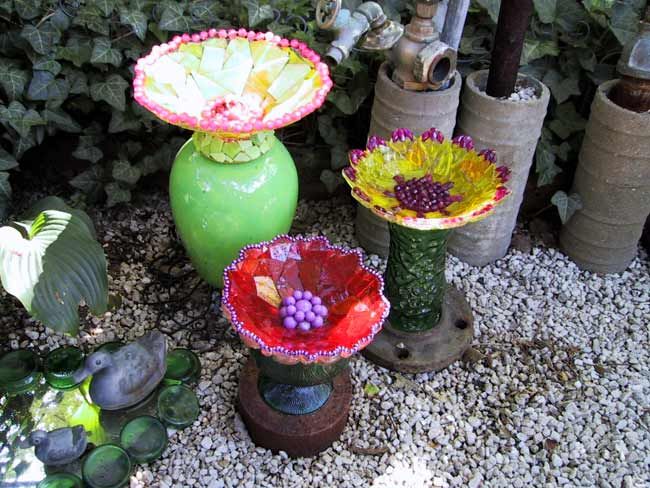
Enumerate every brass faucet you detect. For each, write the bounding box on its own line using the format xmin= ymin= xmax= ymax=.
xmin=316 ymin=0 xmax=457 ymax=91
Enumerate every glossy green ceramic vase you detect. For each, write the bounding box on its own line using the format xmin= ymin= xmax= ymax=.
xmin=169 ymin=134 xmax=298 ymax=288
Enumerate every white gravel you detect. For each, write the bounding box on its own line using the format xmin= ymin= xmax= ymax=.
xmin=2 ymin=195 xmax=649 ymax=487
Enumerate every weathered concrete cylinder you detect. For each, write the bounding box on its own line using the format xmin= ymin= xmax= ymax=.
xmin=560 ymin=80 xmax=650 ymax=273
xmin=448 ymin=70 xmax=550 ymax=265
xmin=356 ymin=62 xmax=462 ymax=257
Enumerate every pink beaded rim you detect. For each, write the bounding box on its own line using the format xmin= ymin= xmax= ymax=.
xmin=221 ymin=235 xmax=390 ymax=364
xmin=133 ymin=29 xmax=333 ymax=135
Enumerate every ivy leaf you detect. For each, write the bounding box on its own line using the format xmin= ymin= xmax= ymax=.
xmin=91 ymin=37 xmax=123 ymax=67
xmin=246 ymin=0 xmax=275 ymax=27
xmin=72 ymin=136 xmax=103 ymax=163
xmin=90 ymin=74 xmax=128 ymax=110
xmin=0 ymin=65 xmax=29 ymax=100
xmin=551 ymin=191 xmax=582 ymax=224
xmin=70 ymin=164 xmax=105 ymax=194
xmin=0 ymin=204 xmax=108 ymax=335
xmin=533 ymin=0 xmax=556 ymax=23
xmin=554 ymin=0 xmax=590 ymax=33
xmin=112 ymin=160 xmax=141 ymax=186
xmin=109 ymin=109 xmax=141 ymax=133
xmin=474 ymin=0 xmax=501 ymax=23
xmin=0 ymin=147 xmax=18 ymax=171
xmin=521 ymin=39 xmax=559 ymax=64
xmin=32 ymin=56 xmax=62 ymax=75
xmin=0 ymin=101 xmax=45 ymax=138
xmin=119 ymin=9 xmax=148 ymax=41
xmin=105 ymin=182 xmax=131 ymax=207
xmin=542 ymin=70 xmax=581 ymax=104
xmin=609 ymin=1 xmax=644 ymax=46
xmin=21 ymin=23 xmax=62 ymax=55
xmin=73 ymin=5 xmax=110 ymax=36
xmin=14 ymin=0 xmax=42 ymax=20
xmin=0 ymin=172 xmax=10 ymax=219
xmin=549 ymin=103 xmax=586 ymax=139
xmin=50 ymin=7 xmax=72 ymax=31
xmin=159 ymin=3 xmax=190 ymax=32
xmin=26 ymin=70 xmax=55 ymax=101
xmin=91 ymin=0 xmax=116 ymax=17
xmin=64 ymin=68 xmax=89 ymax=95
xmin=43 ymin=108 xmax=82 ymax=133
xmin=57 ymin=37 xmax=93 ymax=67
xmin=189 ymin=1 xmax=220 ymax=25
xmin=535 ymin=140 xmax=562 ymax=186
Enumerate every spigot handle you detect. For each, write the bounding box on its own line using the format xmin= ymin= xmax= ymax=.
xmin=316 ymin=0 xmax=342 ymax=30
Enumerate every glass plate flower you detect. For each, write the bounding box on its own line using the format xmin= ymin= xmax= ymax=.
xmin=342 ymin=128 xmax=511 ymax=230
xmin=133 ymin=29 xmax=332 ymax=140
xmin=221 ymin=236 xmax=389 ymax=365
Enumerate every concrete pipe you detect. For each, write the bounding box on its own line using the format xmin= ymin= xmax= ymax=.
xmin=448 ymin=70 xmax=550 ymax=266
xmin=355 ymin=62 xmax=462 ymax=257
xmin=560 ymin=80 xmax=650 ymax=273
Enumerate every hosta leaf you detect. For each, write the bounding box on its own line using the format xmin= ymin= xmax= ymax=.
xmin=21 ymin=23 xmax=62 ymax=55
xmin=105 ymin=182 xmax=131 ymax=207
xmin=159 ymin=3 xmax=190 ymax=32
xmin=112 ymin=160 xmax=141 ymax=185
xmin=0 ymin=171 xmax=10 ymax=219
xmin=0 ymin=147 xmax=18 ymax=171
xmin=43 ymin=109 xmax=82 ymax=133
xmin=551 ymin=191 xmax=582 ymax=223
xmin=91 ymin=37 xmax=123 ymax=66
xmin=119 ymin=9 xmax=148 ymax=41
xmin=0 ymin=205 xmax=108 ymax=335
xmin=0 ymin=66 xmax=29 ymax=100
xmin=14 ymin=0 xmax=42 ymax=19
xmin=90 ymin=74 xmax=129 ymax=110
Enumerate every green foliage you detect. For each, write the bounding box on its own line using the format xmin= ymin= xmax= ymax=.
xmin=0 ymin=197 xmax=108 ymax=335
xmin=551 ymin=190 xmax=582 ymax=223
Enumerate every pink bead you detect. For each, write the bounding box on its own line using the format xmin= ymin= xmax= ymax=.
xmin=254 ymin=121 xmax=264 ymax=131
xmin=172 ymin=35 xmax=182 ymax=43
xmin=218 ymin=29 xmax=227 ymax=38
xmin=228 ymin=29 xmax=237 ymax=39
xmin=181 ymin=34 xmax=190 ymax=42
xmin=290 ymin=39 xmax=299 ymax=48
xmin=280 ymin=39 xmax=289 ymax=47
xmin=264 ymin=32 xmax=274 ymax=41
xmin=238 ymin=28 xmax=247 ymax=37
xmin=243 ymin=123 xmax=253 ymax=132
xmin=247 ymin=31 xmax=256 ymax=40
xmin=208 ymin=28 xmax=217 ymax=37
xmin=256 ymin=32 xmax=265 ymax=41
xmin=273 ymin=35 xmax=281 ymax=43
xmin=200 ymin=120 xmax=211 ymax=130
xmin=208 ymin=121 xmax=218 ymax=131
xmin=200 ymin=31 xmax=208 ymax=40
xmin=192 ymin=34 xmax=200 ymax=42
xmin=169 ymin=115 xmax=179 ymax=123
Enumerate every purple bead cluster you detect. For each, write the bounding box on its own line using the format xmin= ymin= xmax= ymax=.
xmin=391 ymin=128 xmax=414 ymax=142
xmin=280 ymin=290 xmax=328 ymax=332
xmin=367 ymin=135 xmax=387 ymax=151
xmin=394 ymin=174 xmax=462 ymax=214
xmin=421 ymin=127 xmax=444 ymax=143
xmin=452 ymin=135 xmax=474 ymax=150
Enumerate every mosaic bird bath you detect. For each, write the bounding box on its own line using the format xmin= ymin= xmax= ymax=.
xmin=133 ymin=29 xmax=332 ymax=287
xmin=222 ymin=235 xmax=389 ymax=457
xmin=342 ymin=128 xmax=511 ymax=372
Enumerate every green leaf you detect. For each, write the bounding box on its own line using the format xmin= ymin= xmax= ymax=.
xmin=609 ymin=1 xmax=644 ymax=46
xmin=73 ymin=5 xmax=110 ymax=35
xmin=0 ymin=171 xmax=10 ymax=219
xmin=542 ymin=70 xmax=581 ymax=104
xmin=26 ymin=70 xmax=55 ymax=101
xmin=0 ymin=66 xmax=29 ymax=100
xmin=70 ymin=165 xmax=105 ymax=194
xmin=14 ymin=133 xmax=36 ymax=159
xmin=474 ymin=0 xmax=501 ymax=23
xmin=549 ymin=103 xmax=586 ymax=139
xmin=57 ymin=37 xmax=93 ymax=67
xmin=43 ymin=109 xmax=82 ymax=133
xmin=108 ymin=109 xmax=141 ymax=133
xmin=91 ymin=37 xmax=123 ymax=66
xmin=0 ymin=101 xmax=45 ymax=138
xmin=32 ymin=56 xmax=62 ymax=75
xmin=91 ymin=0 xmax=116 ymax=16
xmin=0 ymin=147 xmax=18 ymax=171
xmin=90 ymin=74 xmax=129 ymax=110
xmin=0 ymin=205 xmax=108 ymax=335
xmin=21 ymin=23 xmax=62 ymax=55
xmin=159 ymin=3 xmax=190 ymax=32
xmin=119 ymin=9 xmax=148 ymax=41
xmin=521 ymin=39 xmax=559 ymax=65
xmin=189 ymin=1 xmax=220 ymax=25
xmin=533 ymin=0 xmax=556 ymax=23
xmin=72 ymin=136 xmax=103 ymax=163
xmin=535 ymin=140 xmax=562 ymax=186
xmin=246 ymin=0 xmax=275 ymax=27
xmin=105 ymin=182 xmax=131 ymax=207
xmin=64 ymin=68 xmax=89 ymax=95
xmin=363 ymin=382 xmax=380 ymax=397
xmin=551 ymin=191 xmax=582 ymax=223
xmin=112 ymin=160 xmax=141 ymax=186
xmin=14 ymin=0 xmax=42 ymax=19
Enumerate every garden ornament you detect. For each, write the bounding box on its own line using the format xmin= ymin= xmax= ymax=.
xmin=72 ymin=330 xmax=167 ymax=410
xmin=342 ymin=128 xmax=510 ymax=372
xmin=20 ymin=426 xmax=88 ymax=466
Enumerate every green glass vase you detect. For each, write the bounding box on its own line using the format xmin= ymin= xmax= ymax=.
xmin=385 ymin=224 xmax=451 ymax=332
xmin=169 ymin=133 xmax=298 ymax=288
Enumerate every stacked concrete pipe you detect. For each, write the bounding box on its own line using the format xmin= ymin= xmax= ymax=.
xmin=355 ymin=62 xmax=462 ymax=257
xmin=560 ymin=80 xmax=650 ymax=273
xmin=447 ymin=70 xmax=550 ymax=265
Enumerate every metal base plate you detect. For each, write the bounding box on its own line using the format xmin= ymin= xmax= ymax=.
xmin=237 ymin=359 xmax=352 ymax=457
xmin=362 ymin=287 xmax=474 ymax=373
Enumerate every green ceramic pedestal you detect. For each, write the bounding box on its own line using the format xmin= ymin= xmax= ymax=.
xmin=169 ymin=133 xmax=298 ymax=288
xmin=362 ymin=224 xmax=475 ymax=373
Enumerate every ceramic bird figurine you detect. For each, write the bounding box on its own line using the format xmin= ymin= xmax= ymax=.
xmin=72 ymin=330 xmax=167 ymax=410
xmin=20 ymin=426 xmax=88 ymax=466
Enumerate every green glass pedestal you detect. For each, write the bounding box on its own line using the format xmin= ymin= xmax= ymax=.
xmin=0 ymin=349 xmax=41 ymax=395
xmin=157 ymin=385 xmax=199 ymax=429
xmin=363 ymin=224 xmax=475 ymax=373
xmin=38 ymin=473 xmax=84 ymax=488
xmin=82 ymin=444 xmax=131 ymax=488
xmin=169 ymin=134 xmax=298 ymax=288
xmin=44 ymin=347 xmax=84 ymax=390
xmin=120 ymin=416 xmax=168 ymax=464
xmin=164 ymin=349 xmax=201 ymax=385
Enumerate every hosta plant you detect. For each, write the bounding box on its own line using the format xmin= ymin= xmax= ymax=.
xmin=0 ymin=197 xmax=108 ymax=335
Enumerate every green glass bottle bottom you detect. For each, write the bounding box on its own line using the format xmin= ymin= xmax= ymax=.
xmin=0 ymin=349 xmax=42 ymax=395
xmin=44 ymin=347 xmax=85 ymax=390
xmin=38 ymin=473 xmax=84 ymax=488
xmin=82 ymin=444 xmax=132 ymax=488
xmin=157 ymin=385 xmax=200 ymax=429
xmin=120 ymin=415 xmax=168 ymax=464
xmin=164 ymin=349 xmax=201 ymax=385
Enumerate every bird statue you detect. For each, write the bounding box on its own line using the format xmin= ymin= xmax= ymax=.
xmin=20 ymin=426 xmax=88 ymax=466
xmin=72 ymin=330 xmax=167 ymax=410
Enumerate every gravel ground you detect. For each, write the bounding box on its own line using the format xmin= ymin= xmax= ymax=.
xmin=1 ymin=194 xmax=649 ymax=488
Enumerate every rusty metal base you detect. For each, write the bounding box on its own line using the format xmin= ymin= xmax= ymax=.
xmin=362 ymin=287 xmax=474 ymax=373
xmin=237 ymin=359 xmax=352 ymax=457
